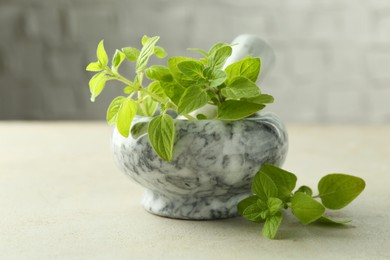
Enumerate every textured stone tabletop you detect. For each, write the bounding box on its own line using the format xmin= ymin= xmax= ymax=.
xmin=1 ymin=122 xmax=389 ymax=259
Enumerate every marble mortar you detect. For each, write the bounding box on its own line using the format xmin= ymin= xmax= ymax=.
xmin=112 ymin=113 xmax=288 ymax=219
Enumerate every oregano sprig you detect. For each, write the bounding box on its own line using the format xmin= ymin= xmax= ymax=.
xmin=86 ymin=35 xmax=274 ymax=162
xmin=238 ymin=164 xmax=366 ymax=239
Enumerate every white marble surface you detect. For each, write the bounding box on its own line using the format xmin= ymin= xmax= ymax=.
xmin=1 ymin=122 xmax=390 ymax=259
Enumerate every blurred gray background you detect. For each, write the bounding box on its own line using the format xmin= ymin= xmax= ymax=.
xmin=0 ymin=0 xmax=389 ymax=123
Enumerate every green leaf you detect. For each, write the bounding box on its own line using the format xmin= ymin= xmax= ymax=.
xmin=241 ymin=204 xmax=266 ymax=223
xmin=89 ymin=72 xmax=108 ymax=102
xmin=145 ymin=65 xmax=173 ymax=82
xmin=217 ymin=100 xmax=265 ymax=120
xmin=154 ymin=46 xmax=167 ymax=59
xmin=196 ymin=114 xmax=207 ymax=120
xmin=137 ymin=96 xmax=158 ymax=117
xmin=267 ymin=197 xmax=283 ymax=216
xmin=208 ymin=45 xmax=232 ymax=69
xmin=148 ymin=81 xmax=167 ymax=100
xmin=316 ymin=216 xmax=352 ymax=225
xmin=178 ymin=86 xmax=209 ymax=114
xmin=122 ymin=47 xmax=140 ymax=62
xmin=130 ymin=121 xmax=149 ymax=139
xmin=136 ymin=36 xmax=160 ymax=73
xmin=116 ymin=98 xmax=137 ymax=138
xmin=208 ymin=69 xmax=227 ymax=88
xmin=106 ymin=96 xmax=125 ymax=125
xmin=168 ymin=56 xmax=198 ymax=87
xmin=262 ymin=212 xmax=283 ymax=239
xmin=86 ymin=61 xmax=102 ymax=72
xmin=237 ymin=195 xmax=259 ymax=215
xmin=243 ymin=94 xmax=274 ymax=104
xmin=111 ymin=49 xmax=125 ymax=72
xmin=318 ymin=174 xmax=366 ymax=210
xmin=221 ymin=76 xmax=260 ymax=99
xmin=148 ymin=114 xmax=175 ymax=162
xmin=291 ymin=192 xmax=325 ymax=225
xmin=160 ymin=81 xmax=185 ymax=105
xmin=97 ymin=40 xmax=108 ymax=66
xmin=252 ymin=171 xmax=278 ymax=202
xmin=177 ymin=61 xmax=204 ymax=79
xmin=141 ymin=35 xmax=149 ymax=45
xmin=259 ymin=164 xmax=297 ymax=201
xmin=208 ymin=42 xmax=228 ymax=56
xmin=225 ymin=57 xmax=261 ymax=83
xmin=295 ymin=185 xmax=313 ymax=196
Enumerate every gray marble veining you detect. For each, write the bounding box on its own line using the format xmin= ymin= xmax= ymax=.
xmin=112 ymin=113 xmax=288 ymax=219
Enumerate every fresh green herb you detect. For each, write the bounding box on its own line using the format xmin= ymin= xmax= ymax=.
xmin=238 ymin=164 xmax=366 ymax=239
xmin=86 ymin=36 xmax=273 ymax=161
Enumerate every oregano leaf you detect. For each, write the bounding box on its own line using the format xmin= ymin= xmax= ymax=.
xmin=148 ymin=114 xmax=175 ymax=162
xmin=318 ymin=174 xmax=366 ymax=210
xmin=116 ymin=98 xmax=137 ymax=138
xmin=97 ymin=40 xmax=108 ymax=66
xmin=217 ymin=100 xmax=265 ymax=120
xmin=252 ymin=171 xmax=278 ymax=202
xmin=177 ymin=85 xmax=209 ymax=114
xmin=106 ymin=96 xmax=125 ymax=125
xmin=291 ymin=192 xmax=325 ymax=225
xmin=262 ymin=212 xmax=283 ymax=239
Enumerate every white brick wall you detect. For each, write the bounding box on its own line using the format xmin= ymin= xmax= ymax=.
xmin=0 ymin=0 xmax=389 ymax=122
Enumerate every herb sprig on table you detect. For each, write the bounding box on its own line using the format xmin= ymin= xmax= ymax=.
xmin=86 ymin=35 xmax=273 ymax=161
xmin=238 ymin=164 xmax=366 ymax=239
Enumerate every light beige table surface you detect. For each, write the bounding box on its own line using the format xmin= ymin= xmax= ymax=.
xmin=1 ymin=122 xmax=389 ymax=259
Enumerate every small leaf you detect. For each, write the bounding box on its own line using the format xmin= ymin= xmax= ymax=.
xmin=116 ymin=98 xmax=137 ymax=138
xmin=267 ymin=197 xmax=283 ymax=216
xmin=252 ymin=171 xmax=278 ymax=202
xmin=318 ymin=174 xmax=366 ymax=210
xmin=86 ymin=61 xmax=102 ymax=72
xmin=141 ymin=35 xmax=149 ymax=45
xmin=208 ymin=69 xmax=227 ymax=88
xmin=225 ymin=57 xmax=261 ymax=83
xmin=295 ymin=185 xmax=313 ymax=196
xmin=136 ymin=36 xmax=160 ymax=73
xmin=291 ymin=192 xmax=325 ymax=225
xmin=217 ymin=100 xmax=265 ymax=120
xmin=237 ymin=195 xmax=258 ymax=215
xmin=131 ymin=121 xmax=149 ymax=139
xmin=122 ymin=47 xmax=140 ymax=62
xmin=111 ymin=49 xmax=125 ymax=72
xmin=177 ymin=60 xmax=204 ymax=79
xmin=208 ymin=45 xmax=232 ymax=69
xmin=168 ymin=56 xmax=199 ymax=87
xmin=89 ymin=72 xmax=108 ymax=102
xmin=145 ymin=65 xmax=173 ymax=82
xmin=160 ymin=81 xmax=185 ymax=105
xmin=262 ymin=212 xmax=283 ymax=239
xmin=243 ymin=94 xmax=274 ymax=105
xmin=177 ymin=85 xmax=209 ymax=114
xmin=137 ymin=96 xmax=158 ymax=117
xmin=97 ymin=40 xmax=108 ymax=66
xmin=221 ymin=76 xmax=260 ymax=99
xmin=154 ymin=46 xmax=167 ymax=58
xmin=241 ymin=202 xmax=266 ymax=223
xmin=196 ymin=114 xmax=207 ymax=120
xmin=148 ymin=81 xmax=167 ymax=100
xmin=260 ymin=164 xmax=297 ymax=201
xmin=148 ymin=114 xmax=175 ymax=162
xmin=106 ymin=96 xmax=125 ymax=125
